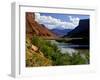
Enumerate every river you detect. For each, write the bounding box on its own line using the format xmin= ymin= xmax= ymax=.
xmin=49 ymin=40 xmax=89 ymax=55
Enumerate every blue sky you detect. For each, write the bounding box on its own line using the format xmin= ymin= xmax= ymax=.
xmin=35 ymin=12 xmax=90 ymax=29
xmin=40 ymin=13 xmax=89 ymax=22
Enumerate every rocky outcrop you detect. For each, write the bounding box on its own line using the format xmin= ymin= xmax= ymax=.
xmin=65 ymin=19 xmax=89 ymax=38
xmin=26 ymin=12 xmax=57 ymax=38
xmin=63 ymin=19 xmax=89 ymax=45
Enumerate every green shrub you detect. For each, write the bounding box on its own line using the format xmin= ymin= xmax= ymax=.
xmin=70 ymin=53 xmax=86 ymax=65
xmin=31 ymin=36 xmax=89 ymax=65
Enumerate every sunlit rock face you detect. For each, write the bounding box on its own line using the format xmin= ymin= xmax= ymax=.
xmin=26 ymin=12 xmax=57 ymax=38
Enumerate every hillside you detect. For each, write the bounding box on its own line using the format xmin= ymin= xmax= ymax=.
xmin=26 ymin=12 xmax=57 ymax=38
xmin=26 ymin=35 xmax=52 ymax=67
xmin=26 ymin=12 xmax=57 ymax=67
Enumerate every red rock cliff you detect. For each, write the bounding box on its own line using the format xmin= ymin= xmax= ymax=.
xmin=26 ymin=12 xmax=57 ymax=38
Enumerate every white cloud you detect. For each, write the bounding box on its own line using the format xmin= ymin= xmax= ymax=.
xmin=69 ymin=16 xmax=80 ymax=27
xmin=35 ymin=13 xmax=80 ymax=29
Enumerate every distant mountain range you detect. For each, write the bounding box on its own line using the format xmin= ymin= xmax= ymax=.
xmin=26 ymin=12 xmax=57 ymax=38
xmin=51 ymin=28 xmax=72 ymax=37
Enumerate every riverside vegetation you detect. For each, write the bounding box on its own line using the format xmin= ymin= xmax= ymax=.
xmin=26 ymin=35 xmax=89 ymax=67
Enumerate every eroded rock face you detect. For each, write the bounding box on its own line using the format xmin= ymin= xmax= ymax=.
xmin=26 ymin=12 xmax=57 ymax=38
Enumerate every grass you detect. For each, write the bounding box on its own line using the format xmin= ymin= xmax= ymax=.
xmin=26 ymin=36 xmax=52 ymax=67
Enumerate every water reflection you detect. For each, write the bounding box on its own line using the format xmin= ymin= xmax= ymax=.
xmin=49 ymin=40 xmax=89 ymax=55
